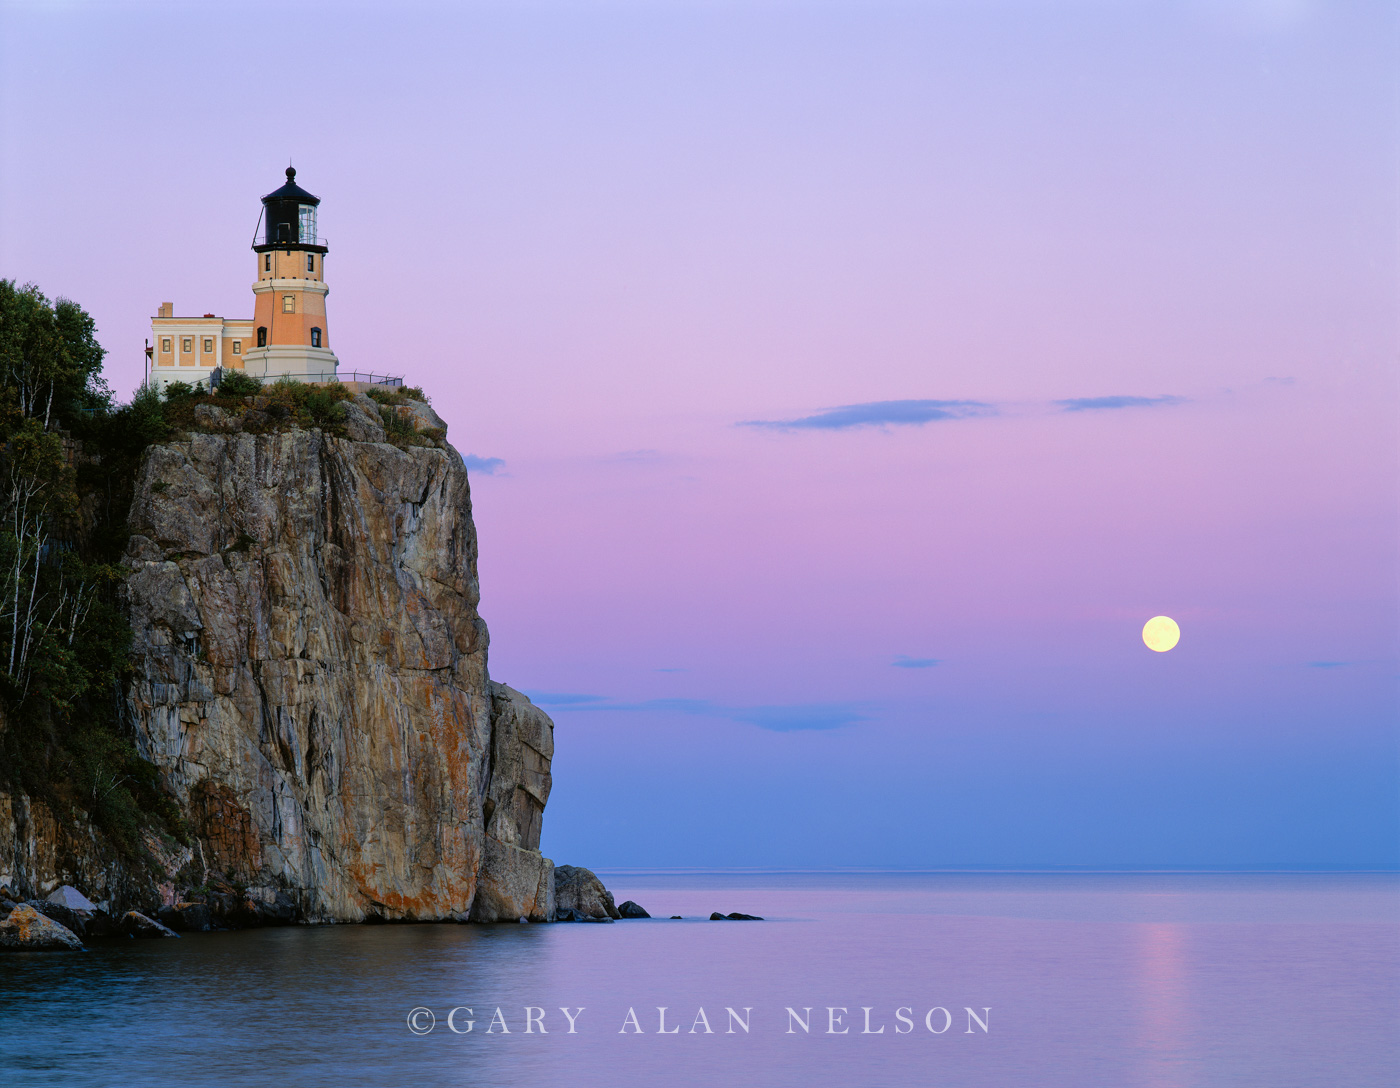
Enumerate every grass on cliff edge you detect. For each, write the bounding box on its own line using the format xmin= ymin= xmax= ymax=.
xmin=163 ymin=375 xmax=441 ymax=448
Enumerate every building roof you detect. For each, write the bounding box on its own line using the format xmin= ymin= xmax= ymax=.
xmin=261 ymin=166 xmax=320 ymax=206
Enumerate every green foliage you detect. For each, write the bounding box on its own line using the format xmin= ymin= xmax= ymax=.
xmin=0 ymin=280 xmax=110 ymax=428
xmin=215 ymin=371 xmax=262 ymax=397
xmin=0 ymin=281 xmax=181 ymax=859
xmin=366 ymin=384 xmax=427 ymax=407
xmin=377 ymin=404 xmax=437 ymax=448
xmin=378 ymin=405 xmax=416 ymax=438
xmin=161 ymin=376 xmax=351 ymax=437
xmin=261 ymin=378 xmax=350 ymax=433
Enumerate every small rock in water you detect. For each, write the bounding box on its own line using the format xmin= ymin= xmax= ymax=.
xmin=158 ymin=903 xmax=213 ymax=933
xmin=121 ymin=911 xmax=181 ymax=939
xmin=84 ymin=910 xmax=120 ymax=938
xmin=26 ymin=900 xmax=87 ymax=937
xmin=0 ymin=905 xmax=83 ymax=951
xmin=670 ymin=915 xmax=683 ymax=920
xmin=46 ymin=885 xmax=98 ymax=912
xmin=617 ymin=900 xmax=650 ymax=919
xmin=709 ymin=912 xmax=726 ymax=920
xmin=710 ymin=911 xmax=764 ymax=921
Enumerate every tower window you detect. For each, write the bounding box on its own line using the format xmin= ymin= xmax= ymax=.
xmin=160 ymin=338 xmax=172 ymax=353
xmin=203 ymin=338 xmax=214 ymax=353
xmin=181 ymin=338 xmax=192 ymax=353
xmin=310 ymin=327 xmax=322 ymax=348
xmin=264 ymin=254 xmax=271 ymax=272
xmin=232 ymin=340 xmax=241 ymax=355
xmin=307 ymin=254 xmax=315 ymax=273
xmin=282 ymin=295 xmax=295 ymax=313
xmin=257 ymin=327 xmax=267 ymax=347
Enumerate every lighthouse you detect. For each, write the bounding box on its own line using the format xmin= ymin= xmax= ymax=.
xmin=243 ymin=167 xmax=338 ymax=382
xmin=149 ymin=167 xmax=339 ymax=388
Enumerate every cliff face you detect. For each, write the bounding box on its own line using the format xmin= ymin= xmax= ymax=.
xmin=105 ymin=412 xmax=553 ymax=922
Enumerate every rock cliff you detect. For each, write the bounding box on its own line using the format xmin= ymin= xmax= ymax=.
xmin=1 ymin=394 xmax=555 ymax=923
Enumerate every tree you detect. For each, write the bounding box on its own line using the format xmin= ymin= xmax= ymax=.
xmin=0 ymin=280 xmax=109 ymax=432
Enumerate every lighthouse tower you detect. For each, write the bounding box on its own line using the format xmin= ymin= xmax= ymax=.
xmin=241 ymin=167 xmax=339 ymax=382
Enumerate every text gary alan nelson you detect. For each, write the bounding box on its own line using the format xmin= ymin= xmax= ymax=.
xmin=405 ymin=1006 xmax=992 ymax=1036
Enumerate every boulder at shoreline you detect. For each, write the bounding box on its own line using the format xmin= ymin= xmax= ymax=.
xmin=554 ymin=865 xmax=621 ymax=920
xmin=0 ymin=904 xmax=84 ymax=950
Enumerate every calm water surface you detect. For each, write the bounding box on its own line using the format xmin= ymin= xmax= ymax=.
xmin=1 ymin=872 xmax=1395 ymax=1087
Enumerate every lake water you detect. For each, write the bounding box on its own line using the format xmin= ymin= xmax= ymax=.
xmin=1 ymin=872 xmax=1396 ymax=1087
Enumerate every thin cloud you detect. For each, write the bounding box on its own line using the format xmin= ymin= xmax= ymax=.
xmin=525 ymin=692 xmax=611 ymax=706
xmin=462 ymin=454 xmax=506 ymax=475
xmin=523 ymin=692 xmax=868 ymax=732
xmin=1055 ymin=395 xmax=1185 ymax=412
xmin=741 ymin=399 xmax=996 ymax=432
xmin=892 ymin=656 xmax=940 ymax=669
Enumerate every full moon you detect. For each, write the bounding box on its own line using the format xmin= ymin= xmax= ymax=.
xmin=1142 ymin=615 xmax=1181 ymax=652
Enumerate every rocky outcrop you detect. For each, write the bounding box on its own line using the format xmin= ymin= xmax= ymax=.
xmin=120 ymin=910 xmax=180 ymax=938
xmin=554 ymin=865 xmax=620 ymax=920
xmin=111 ymin=414 xmax=554 ymax=923
xmin=469 ymin=684 xmax=555 ymax=922
xmin=0 ymin=904 xmax=83 ymax=950
xmin=0 ymin=790 xmax=147 ymax=912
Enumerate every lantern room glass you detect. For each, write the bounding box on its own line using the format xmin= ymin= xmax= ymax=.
xmin=298 ymin=204 xmax=317 ymax=244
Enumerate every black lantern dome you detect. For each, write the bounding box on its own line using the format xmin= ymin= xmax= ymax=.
xmin=253 ymin=167 xmax=326 ymax=253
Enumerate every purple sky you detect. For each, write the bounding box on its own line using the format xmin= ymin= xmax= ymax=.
xmin=2 ymin=0 xmax=1395 ymax=867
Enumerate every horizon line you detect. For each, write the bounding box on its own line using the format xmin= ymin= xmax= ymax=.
xmin=586 ymin=865 xmax=1400 ymax=875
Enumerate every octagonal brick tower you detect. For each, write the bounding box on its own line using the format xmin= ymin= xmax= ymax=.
xmin=242 ymin=167 xmax=339 ymax=382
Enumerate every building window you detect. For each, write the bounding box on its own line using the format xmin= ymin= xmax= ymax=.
xmin=257 ymin=327 xmax=267 ymax=347
xmin=203 ymin=338 xmax=214 ymax=353
xmin=161 ymin=338 xmax=172 ymax=353
xmin=307 ymin=254 xmax=315 ymax=273
xmin=182 ymin=337 xmax=192 ymax=353
xmin=264 ymin=254 xmax=271 ymax=272
xmin=310 ymin=327 xmax=322 ymax=348
xmin=232 ymin=340 xmax=242 ymax=355
xmin=282 ymin=295 xmax=295 ymax=313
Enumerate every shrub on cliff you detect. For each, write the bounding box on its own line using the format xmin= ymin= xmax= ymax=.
xmin=0 ymin=281 xmax=183 ymax=857
xmin=214 ymin=371 xmax=261 ymax=397
xmin=163 ymin=376 xmax=351 ymax=437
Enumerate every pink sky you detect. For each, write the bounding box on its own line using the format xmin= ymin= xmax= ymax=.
xmin=2 ymin=0 xmax=1395 ymax=866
